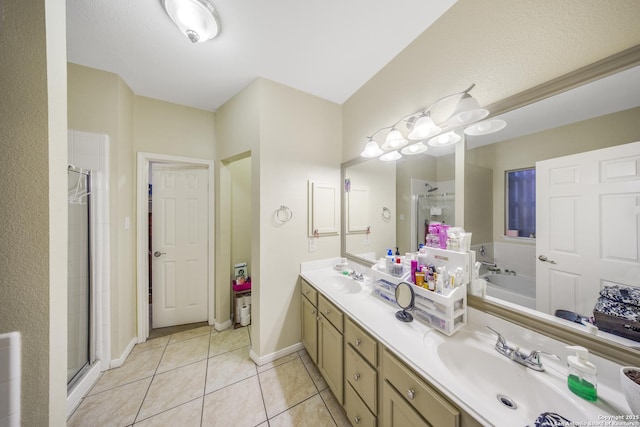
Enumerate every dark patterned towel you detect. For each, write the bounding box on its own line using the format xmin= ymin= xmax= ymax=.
xmin=594 ymin=296 xmax=640 ymax=322
xmin=527 ymin=412 xmax=572 ymax=427
xmin=599 ymin=285 xmax=640 ymax=307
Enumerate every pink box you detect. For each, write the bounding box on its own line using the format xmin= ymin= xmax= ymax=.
xmin=233 ymin=278 xmax=251 ymax=292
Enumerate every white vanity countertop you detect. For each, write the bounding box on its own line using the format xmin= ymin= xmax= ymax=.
xmin=300 ymin=258 xmax=635 ymax=427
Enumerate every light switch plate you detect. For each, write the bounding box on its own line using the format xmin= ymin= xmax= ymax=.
xmin=308 ymin=238 xmax=316 ymax=252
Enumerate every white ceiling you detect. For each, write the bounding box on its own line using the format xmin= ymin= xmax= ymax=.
xmin=66 ymin=0 xmax=457 ymax=112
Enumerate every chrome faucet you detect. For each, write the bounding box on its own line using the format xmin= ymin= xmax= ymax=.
xmin=480 ymin=261 xmax=500 ymax=273
xmin=348 ymin=269 xmax=364 ymax=281
xmin=485 ymin=326 xmax=560 ymax=371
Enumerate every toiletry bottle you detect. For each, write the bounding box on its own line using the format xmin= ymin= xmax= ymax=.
xmin=393 ymin=257 xmax=403 ymax=277
xmin=410 ymin=259 xmax=418 ymax=284
xmin=566 ymin=346 xmax=597 ymax=401
xmin=417 ymin=246 xmax=428 ymax=270
xmin=386 ymin=249 xmax=394 ymax=270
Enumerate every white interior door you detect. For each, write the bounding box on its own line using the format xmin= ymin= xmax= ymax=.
xmin=152 ymin=164 xmax=209 ymax=328
xmin=536 ymin=141 xmax=640 ymax=316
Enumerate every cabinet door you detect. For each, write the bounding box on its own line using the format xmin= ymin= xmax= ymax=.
xmin=318 ymin=317 xmax=344 ymax=404
xmin=383 ymin=381 xmax=429 ymax=427
xmin=301 ymin=295 xmax=318 ymax=363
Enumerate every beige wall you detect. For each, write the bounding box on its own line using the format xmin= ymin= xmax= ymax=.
xmin=258 ymin=79 xmax=342 ymax=356
xmin=342 ymin=0 xmax=640 ymax=163
xmin=229 ymin=157 xmax=252 ymax=278
xmin=69 ymin=64 xmax=217 ymax=359
xmin=465 ymin=107 xmax=640 ymax=242
xmin=215 ymin=79 xmax=260 ymax=334
xmin=133 ymin=96 xmax=216 ymax=160
xmin=0 ymin=0 xmax=67 ymax=425
xmin=216 ymin=78 xmax=342 ymax=357
xmin=68 ymin=63 xmax=137 ymax=359
xmin=464 ymin=163 xmax=494 ymax=244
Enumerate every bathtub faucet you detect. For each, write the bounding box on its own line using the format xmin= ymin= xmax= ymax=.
xmin=504 ymin=269 xmax=517 ymax=276
xmin=480 ymin=261 xmax=500 ymax=273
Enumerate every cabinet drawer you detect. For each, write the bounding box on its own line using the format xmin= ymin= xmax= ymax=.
xmin=383 ymin=350 xmax=459 ymax=427
xmin=345 ymin=345 xmax=377 ymax=414
xmin=318 ymin=294 xmax=343 ymax=332
xmin=301 ymin=278 xmax=317 ymax=307
xmin=345 ymin=317 xmax=378 ymax=367
xmin=345 ymin=383 xmax=376 ymax=427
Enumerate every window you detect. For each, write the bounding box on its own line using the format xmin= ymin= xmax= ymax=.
xmin=505 ymin=168 xmax=536 ymax=238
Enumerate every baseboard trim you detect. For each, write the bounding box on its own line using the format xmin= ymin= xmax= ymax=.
xmin=249 ymin=342 xmax=305 ymax=366
xmin=67 ymin=362 xmax=101 ymax=418
xmin=214 ymin=319 xmax=232 ymax=331
xmin=110 ymin=337 xmax=137 ymax=369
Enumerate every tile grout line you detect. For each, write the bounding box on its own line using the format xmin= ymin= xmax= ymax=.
xmin=131 ymin=333 xmax=170 ymax=424
xmin=199 ymin=325 xmax=214 ymax=427
xmin=318 ymin=390 xmax=341 ymax=427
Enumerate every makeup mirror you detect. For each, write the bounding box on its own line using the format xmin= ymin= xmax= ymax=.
xmin=395 ymin=281 xmax=415 ymax=322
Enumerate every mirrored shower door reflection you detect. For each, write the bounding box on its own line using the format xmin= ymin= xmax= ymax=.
xmin=67 ymin=166 xmax=94 ymax=386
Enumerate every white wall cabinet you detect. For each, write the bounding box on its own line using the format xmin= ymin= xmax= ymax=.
xmin=308 ymin=180 xmax=339 ymax=236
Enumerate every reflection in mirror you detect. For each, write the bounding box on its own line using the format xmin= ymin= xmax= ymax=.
xmin=464 ymin=64 xmax=640 ymax=350
xmin=342 ymin=49 xmax=640 ymax=364
xmin=395 ymin=281 xmax=415 ymax=322
xmin=344 ymin=152 xmax=455 ymax=264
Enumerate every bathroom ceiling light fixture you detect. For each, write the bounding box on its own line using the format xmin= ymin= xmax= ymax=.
xmin=428 ymin=131 xmax=461 ymax=147
xmin=161 ymin=0 xmax=221 ymax=43
xmin=408 ymin=114 xmax=441 ymax=140
xmin=401 ymin=142 xmax=428 ymax=155
xmin=360 ymin=139 xmax=384 ymax=157
xmin=464 ymin=119 xmax=507 ymax=136
xmin=381 ymin=128 xmax=408 ymax=150
xmin=380 ymin=150 xmax=402 ymax=162
xmin=446 ymin=93 xmax=489 ymax=125
xmin=360 ymin=84 xmax=504 ymax=161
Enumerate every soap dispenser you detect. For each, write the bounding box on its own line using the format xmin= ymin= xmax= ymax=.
xmin=566 ymin=345 xmax=597 ymax=401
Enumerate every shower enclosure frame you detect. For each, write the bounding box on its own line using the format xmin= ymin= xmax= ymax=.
xmin=67 ymin=165 xmax=96 ymax=391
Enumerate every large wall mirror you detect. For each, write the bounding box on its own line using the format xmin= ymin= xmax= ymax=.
xmin=341 ymin=46 xmax=640 ymax=365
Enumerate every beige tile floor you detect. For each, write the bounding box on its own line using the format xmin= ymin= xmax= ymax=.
xmin=68 ymin=325 xmax=351 ymax=427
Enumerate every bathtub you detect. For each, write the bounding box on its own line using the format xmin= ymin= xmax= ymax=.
xmin=482 ymin=273 xmax=536 ymax=309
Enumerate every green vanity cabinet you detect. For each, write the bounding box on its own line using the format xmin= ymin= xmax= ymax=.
xmin=318 ymin=293 xmax=345 ymax=404
xmin=299 ymin=277 xmax=482 ymax=427
xmin=301 ymin=278 xmax=319 ymax=363
xmin=300 ymin=278 xmax=345 ymax=404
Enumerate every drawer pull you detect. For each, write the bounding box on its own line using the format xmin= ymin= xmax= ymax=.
xmin=311 ymin=310 xmax=316 ymax=315
xmin=304 ymin=290 xmax=309 ymax=295
xmin=354 ymin=416 xmax=361 ymax=424
xmin=324 ymin=309 xmax=330 ymax=315
xmin=353 ymin=373 xmax=360 ymax=381
xmin=407 ymin=389 xmax=415 ymax=400
xmin=354 ymin=338 xmax=361 ymax=346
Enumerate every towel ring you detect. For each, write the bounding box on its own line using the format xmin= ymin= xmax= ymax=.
xmin=382 ymin=207 xmax=392 ymax=221
xmin=276 ymin=205 xmax=293 ymax=223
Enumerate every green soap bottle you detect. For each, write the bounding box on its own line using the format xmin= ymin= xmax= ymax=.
xmin=566 ymin=345 xmax=597 ymax=401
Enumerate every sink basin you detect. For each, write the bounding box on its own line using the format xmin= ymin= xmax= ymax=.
xmin=320 ymin=275 xmax=362 ymax=294
xmin=423 ymin=330 xmax=618 ymax=424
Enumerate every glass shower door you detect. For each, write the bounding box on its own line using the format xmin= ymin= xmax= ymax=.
xmin=67 ymin=166 xmax=93 ymax=386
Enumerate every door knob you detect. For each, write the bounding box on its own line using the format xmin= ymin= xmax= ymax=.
xmin=538 ymin=255 xmax=556 ymax=264
xmin=154 ymin=251 xmax=166 ymax=257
